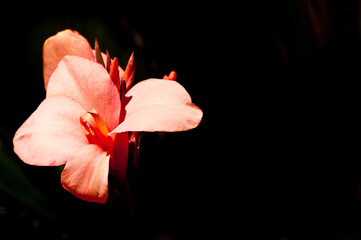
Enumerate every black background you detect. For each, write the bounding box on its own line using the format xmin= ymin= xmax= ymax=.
xmin=3 ymin=0 xmax=361 ymax=239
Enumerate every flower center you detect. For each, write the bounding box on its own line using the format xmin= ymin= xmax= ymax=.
xmin=80 ymin=111 xmax=113 ymax=150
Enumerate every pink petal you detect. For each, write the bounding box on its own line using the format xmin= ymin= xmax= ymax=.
xmin=110 ymin=79 xmax=203 ymax=135
xmin=13 ymin=96 xmax=88 ymax=166
xmin=43 ymin=29 xmax=94 ymax=89
xmin=61 ymin=144 xmax=109 ymax=203
xmin=46 ymin=56 xmax=121 ymax=131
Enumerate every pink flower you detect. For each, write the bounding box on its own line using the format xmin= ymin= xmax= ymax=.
xmin=13 ymin=29 xmax=202 ymax=203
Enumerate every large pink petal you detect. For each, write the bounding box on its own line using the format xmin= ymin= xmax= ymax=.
xmin=46 ymin=56 xmax=120 ymax=131
xmin=61 ymin=144 xmax=109 ymax=203
xmin=110 ymin=79 xmax=203 ymax=135
xmin=13 ymin=96 xmax=88 ymax=166
xmin=43 ymin=29 xmax=94 ymax=89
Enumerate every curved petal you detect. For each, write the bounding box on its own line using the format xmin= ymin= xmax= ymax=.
xmin=46 ymin=56 xmax=121 ymax=131
xmin=13 ymin=96 xmax=88 ymax=166
xmin=110 ymin=79 xmax=203 ymax=135
xmin=61 ymin=144 xmax=109 ymax=203
xmin=43 ymin=29 xmax=94 ymax=89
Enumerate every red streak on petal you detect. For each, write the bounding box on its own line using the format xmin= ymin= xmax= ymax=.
xmin=168 ymin=71 xmax=177 ymax=80
xmin=122 ymin=51 xmax=135 ymax=91
xmin=163 ymin=71 xmax=177 ymax=81
xmin=109 ymin=57 xmax=120 ymax=92
xmin=119 ymin=80 xmax=127 ymax=124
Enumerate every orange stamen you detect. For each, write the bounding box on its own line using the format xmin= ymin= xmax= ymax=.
xmin=80 ymin=112 xmax=113 ymax=150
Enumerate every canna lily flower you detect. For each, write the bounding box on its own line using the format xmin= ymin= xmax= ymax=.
xmin=13 ymin=29 xmax=202 ymax=203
